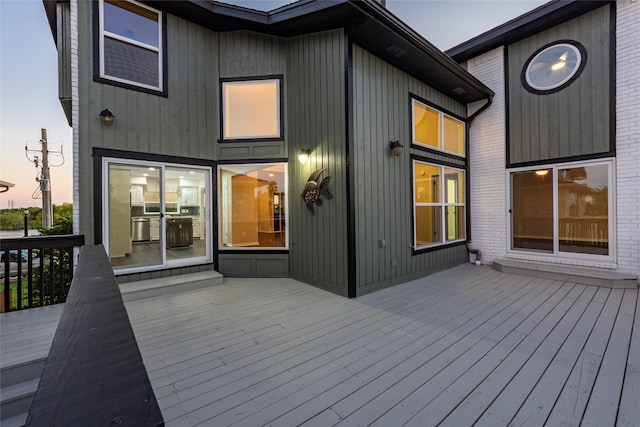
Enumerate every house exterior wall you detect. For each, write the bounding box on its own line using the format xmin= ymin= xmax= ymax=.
xmin=507 ymin=6 xmax=611 ymax=165
xmin=351 ymin=45 xmax=468 ymax=295
xmin=615 ymin=0 xmax=640 ymax=275
xmin=287 ymin=30 xmax=349 ymax=296
xmin=466 ymin=47 xmax=507 ymax=265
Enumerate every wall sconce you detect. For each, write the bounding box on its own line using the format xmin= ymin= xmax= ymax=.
xmin=389 ymin=140 xmax=404 ymax=157
xmin=99 ymin=109 xmax=115 ymax=126
xmin=298 ymin=149 xmax=311 ymax=164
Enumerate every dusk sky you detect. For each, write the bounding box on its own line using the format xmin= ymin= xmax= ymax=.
xmin=0 ymin=0 xmax=546 ymax=209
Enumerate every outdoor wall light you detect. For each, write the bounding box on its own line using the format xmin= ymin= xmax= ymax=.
xmin=390 ymin=140 xmax=404 ymax=157
xmin=99 ymin=109 xmax=115 ymax=126
xmin=298 ymin=149 xmax=311 ymax=164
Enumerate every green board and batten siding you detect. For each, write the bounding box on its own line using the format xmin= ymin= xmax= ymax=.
xmin=507 ymin=6 xmax=611 ymax=165
xmin=287 ymin=30 xmax=349 ymax=296
xmin=352 ymin=45 xmax=468 ymax=295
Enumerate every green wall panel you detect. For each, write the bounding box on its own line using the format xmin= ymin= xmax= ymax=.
xmin=508 ymin=6 xmax=611 ymax=164
xmin=352 ymin=46 xmax=468 ymax=293
xmin=286 ymin=30 xmax=348 ymax=296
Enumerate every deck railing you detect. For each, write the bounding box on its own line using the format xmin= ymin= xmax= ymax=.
xmin=0 ymin=235 xmax=85 ymax=312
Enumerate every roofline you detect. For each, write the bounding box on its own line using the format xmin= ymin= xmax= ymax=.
xmin=446 ymin=0 xmax=613 ymax=63
xmin=348 ymin=0 xmax=493 ymax=99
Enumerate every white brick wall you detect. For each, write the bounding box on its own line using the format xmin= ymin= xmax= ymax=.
xmin=466 ymin=47 xmax=507 ymax=264
xmin=615 ymin=0 xmax=640 ymax=275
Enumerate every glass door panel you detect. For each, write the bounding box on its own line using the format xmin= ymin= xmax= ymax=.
xmin=108 ymin=163 xmax=162 ymax=269
xmin=511 ymin=169 xmax=553 ymax=252
xmin=165 ymin=166 xmax=208 ymax=262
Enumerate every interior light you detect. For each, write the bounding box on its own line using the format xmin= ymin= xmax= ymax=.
xmin=551 ymin=61 xmax=566 ymax=71
xmin=535 ymin=170 xmax=549 ymax=176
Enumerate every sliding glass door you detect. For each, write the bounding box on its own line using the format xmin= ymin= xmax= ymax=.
xmin=510 ymin=160 xmax=612 ymax=261
xmin=103 ymin=158 xmax=211 ymax=273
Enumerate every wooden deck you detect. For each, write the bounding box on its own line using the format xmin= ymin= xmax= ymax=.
xmin=123 ymin=264 xmax=640 ymax=427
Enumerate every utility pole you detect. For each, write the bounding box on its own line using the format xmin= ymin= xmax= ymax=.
xmin=40 ymin=128 xmax=53 ymax=229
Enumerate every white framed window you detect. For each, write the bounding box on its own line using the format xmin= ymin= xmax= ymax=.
xmin=98 ymin=0 xmax=163 ymax=91
xmin=413 ymin=160 xmax=466 ymax=249
xmin=218 ymin=163 xmax=288 ymax=249
xmin=412 ymin=98 xmax=465 ymax=157
xmin=522 ymin=40 xmax=586 ymax=94
xmin=221 ymin=78 xmax=282 ymax=140
xmin=509 ymin=159 xmax=614 ymax=262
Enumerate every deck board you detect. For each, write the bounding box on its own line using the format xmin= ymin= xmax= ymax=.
xmin=5 ymin=264 xmax=637 ymax=426
xmin=120 ymin=266 xmax=638 ymax=427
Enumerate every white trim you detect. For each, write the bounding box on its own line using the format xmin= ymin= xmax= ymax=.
xmin=413 ymin=160 xmax=466 ymax=249
xmin=506 ymin=158 xmax=615 ymax=265
xmin=98 ymin=0 xmax=163 ymax=91
xmin=102 ymin=157 xmax=213 ymax=275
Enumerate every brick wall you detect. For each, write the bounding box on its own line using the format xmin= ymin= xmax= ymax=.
xmin=467 ymin=47 xmax=507 ymax=264
xmin=615 ymin=0 xmax=640 ymax=275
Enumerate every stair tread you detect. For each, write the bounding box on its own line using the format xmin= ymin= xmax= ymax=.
xmin=1 ymin=378 xmax=39 ymax=402
xmin=119 ymin=270 xmax=223 ymax=293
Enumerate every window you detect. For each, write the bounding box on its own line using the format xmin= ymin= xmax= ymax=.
xmin=219 ymin=163 xmax=287 ymax=249
xmin=413 ymin=161 xmax=465 ymax=249
xmin=510 ymin=160 xmax=612 ymax=259
xmin=522 ymin=41 xmax=586 ymax=94
xmin=98 ymin=0 xmax=163 ymax=91
xmin=412 ymin=98 xmax=465 ymax=156
xmin=221 ymin=78 xmax=282 ymax=141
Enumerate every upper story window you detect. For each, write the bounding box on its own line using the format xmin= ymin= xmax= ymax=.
xmin=98 ymin=0 xmax=164 ymax=92
xmin=412 ymin=98 xmax=465 ymax=157
xmin=221 ymin=77 xmax=283 ymax=141
xmin=522 ymin=41 xmax=586 ymax=94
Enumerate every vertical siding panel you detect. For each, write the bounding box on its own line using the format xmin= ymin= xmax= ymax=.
xmin=508 ymin=6 xmax=610 ymax=164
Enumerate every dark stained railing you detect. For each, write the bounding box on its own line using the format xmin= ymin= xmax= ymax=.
xmin=0 ymin=235 xmax=84 ymax=312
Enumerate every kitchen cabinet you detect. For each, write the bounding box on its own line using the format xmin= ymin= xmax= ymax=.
xmin=192 ymin=218 xmax=201 ymax=238
xmin=130 ymin=185 xmax=144 ymax=205
xmin=109 ymin=169 xmax=132 ymax=258
xmin=181 ymin=187 xmax=198 ymax=205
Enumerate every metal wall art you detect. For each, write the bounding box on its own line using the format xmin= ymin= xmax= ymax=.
xmin=301 ymin=169 xmax=332 ymax=213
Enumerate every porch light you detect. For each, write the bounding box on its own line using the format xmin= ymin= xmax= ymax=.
xmin=298 ymin=149 xmax=311 ymax=164
xmin=99 ymin=109 xmax=114 ymax=126
xmin=390 ymin=140 xmax=404 ymax=157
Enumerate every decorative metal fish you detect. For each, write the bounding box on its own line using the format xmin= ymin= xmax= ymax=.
xmin=301 ymin=169 xmax=333 ymax=213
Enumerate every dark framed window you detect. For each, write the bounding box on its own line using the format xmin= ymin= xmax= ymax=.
xmin=220 ymin=76 xmax=283 ymax=142
xmin=521 ymin=40 xmax=587 ymax=94
xmin=96 ymin=0 xmax=166 ymax=94
xmin=411 ymin=98 xmax=465 ymax=157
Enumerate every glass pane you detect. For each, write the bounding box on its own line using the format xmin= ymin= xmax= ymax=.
xmin=414 ymin=163 xmax=441 ymax=203
xmin=444 ymin=169 xmax=465 ymax=204
xmin=413 ymin=101 xmax=439 ymax=149
xmin=446 ymin=206 xmax=465 ymax=241
xmin=525 ymin=43 xmax=581 ymax=91
xmin=109 ymin=164 xmax=162 ymax=268
xmin=416 ymin=206 xmax=442 ymax=245
xmin=558 ymin=165 xmax=609 ymax=255
xmin=223 ymin=80 xmax=280 ymax=139
xmin=104 ymin=0 xmax=159 ymax=47
xmin=104 ymin=37 xmax=159 ymax=87
xmin=512 ymin=169 xmax=553 ymax=252
xmin=165 ymin=167 xmax=208 ymax=261
xmin=220 ymin=164 xmax=286 ymax=248
xmin=443 ymin=115 xmax=465 ymax=156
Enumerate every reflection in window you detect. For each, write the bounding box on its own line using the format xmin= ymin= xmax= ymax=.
xmin=219 ymin=163 xmax=287 ymax=249
xmin=222 ymin=79 xmax=281 ymax=140
xmin=100 ymin=0 xmax=162 ymax=90
xmin=511 ymin=162 xmax=610 ymax=257
xmin=412 ymin=98 xmax=465 ymax=156
xmin=413 ymin=161 xmax=465 ymax=248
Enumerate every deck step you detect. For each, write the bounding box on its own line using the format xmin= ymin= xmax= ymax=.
xmin=0 ymin=378 xmax=39 ymax=421
xmin=493 ymin=258 xmax=638 ymax=288
xmin=119 ymin=270 xmax=224 ymax=301
xmin=0 ymin=358 xmax=46 ymax=389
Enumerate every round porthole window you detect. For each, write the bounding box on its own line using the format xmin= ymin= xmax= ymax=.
xmin=522 ymin=40 xmax=586 ymax=94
